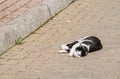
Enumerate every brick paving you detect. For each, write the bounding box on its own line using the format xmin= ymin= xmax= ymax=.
xmin=0 ymin=0 xmax=42 ymax=25
xmin=0 ymin=0 xmax=120 ymax=79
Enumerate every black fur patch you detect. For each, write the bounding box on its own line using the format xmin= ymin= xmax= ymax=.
xmin=82 ymin=36 xmax=103 ymax=52
xmin=76 ymin=46 xmax=88 ymax=57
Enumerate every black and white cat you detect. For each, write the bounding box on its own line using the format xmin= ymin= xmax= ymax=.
xmin=59 ymin=36 xmax=103 ymax=57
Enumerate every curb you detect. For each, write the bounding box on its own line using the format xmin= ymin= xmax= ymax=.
xmin=0 ymin=0 xmax=75 ymax=55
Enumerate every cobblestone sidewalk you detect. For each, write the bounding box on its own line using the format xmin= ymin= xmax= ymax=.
xmin=0 ymin=0 xmax=120 ymax=79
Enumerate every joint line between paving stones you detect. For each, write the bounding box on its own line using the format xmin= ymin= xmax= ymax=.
xmin=0 ymin=0 xmax=7 ymax=5
xmin=0 ymin=0 xmax=33 ymax=20
xmin=0 ymin=0 xmax=20 ymax=13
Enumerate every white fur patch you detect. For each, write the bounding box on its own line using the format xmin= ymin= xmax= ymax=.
xmin=58 ymin=44 xmax=69 ymax=53
xmin=73 ymin=51 xmax=81 ymax=57
xmin=69 ymin=43 xmax=80 ymax=57
xmin=81 ymin=43 xmax=90 ymax=51
xmin=58 ymin=50 xmax=67 ymax=53
xmin=78 ymin=39 xmax=93 ymax=43
xmin=61 ymin=44 xmax=69 ymax=50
